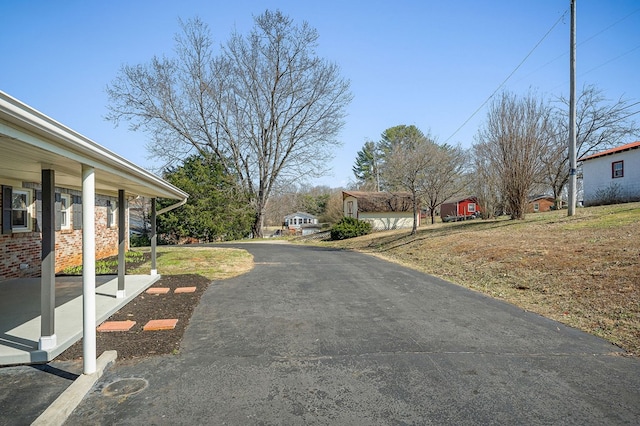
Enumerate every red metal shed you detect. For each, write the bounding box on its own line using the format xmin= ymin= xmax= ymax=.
xmin=440 ymin=196 xmax=480 ymax=221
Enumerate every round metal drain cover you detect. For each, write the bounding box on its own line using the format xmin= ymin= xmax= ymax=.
xmin=102 ymin=378 xmax=148 ymax=397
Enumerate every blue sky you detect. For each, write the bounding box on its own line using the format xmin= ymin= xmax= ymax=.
xmin=2 ymin=1 xmax=639 ymax=188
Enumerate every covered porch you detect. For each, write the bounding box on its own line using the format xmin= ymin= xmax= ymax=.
xmin=0 ymin=91 xmax=188 ymax=373
xmin=0 ymin=274 xmax=159 ymax=365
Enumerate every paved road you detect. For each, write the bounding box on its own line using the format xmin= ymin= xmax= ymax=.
xmin=65 ymin=243 xmax=640 ymax=425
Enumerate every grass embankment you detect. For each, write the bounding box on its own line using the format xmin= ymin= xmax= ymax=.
xmin=323 ymin=203 xmax=640 ymax=355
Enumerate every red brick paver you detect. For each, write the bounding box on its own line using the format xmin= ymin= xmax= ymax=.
xmin=143 ymin=319 xmax=179 ymax=331
xmin=174 ymin=287 xmax=197 ymax=294
xmin=146 ymin=287 xmax=170 ymax=295
xmin=97 ymin=320 xmax=136 ymax=332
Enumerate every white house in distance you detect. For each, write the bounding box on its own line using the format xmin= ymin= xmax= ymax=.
xmin=0 ymin=91 xmax=188 ymax=372
xmin=284 ymin=212 xmax=320 ymax=235
xmin=342 ymin=191 xmax=417 ymax=230
xmin=581 ymin=141 xmax=640 ymax=206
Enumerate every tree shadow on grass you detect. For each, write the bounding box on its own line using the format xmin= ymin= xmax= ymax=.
xmin=368 ymin=219 xmax=524 ymax=253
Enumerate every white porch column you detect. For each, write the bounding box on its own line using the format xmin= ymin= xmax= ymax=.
xmin=82 ymin=165 xmax=96 ymax=374
xmin=150 ymin=197 xmax=157 ymax=275
xmin=39 ymin=169 xmax=56 ymax=350
xmin=116 ymin=189 xmax=126 ymax=298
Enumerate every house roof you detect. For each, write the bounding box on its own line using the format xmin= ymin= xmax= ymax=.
xmin=442 ymin=195 xmax=478 ymax=205
xmin=529 ymin=194 xmax=555 ymax=202
xmin=579 ymin=141 xmax=640 ymax=162
xmin=284 ymin=212 xmax=317 ymax=220
xmin=343 ymin=191 xmax=414 ymax=213
xmin=0 ymin=91 xmax=188 ymax=200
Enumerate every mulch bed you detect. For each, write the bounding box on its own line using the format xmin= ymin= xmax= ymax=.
xmin=57 ymin=274 xmax=210 ymax=361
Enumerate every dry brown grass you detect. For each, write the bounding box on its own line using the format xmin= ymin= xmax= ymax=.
xmin=321 ymin=203 xmax=640 ymax=355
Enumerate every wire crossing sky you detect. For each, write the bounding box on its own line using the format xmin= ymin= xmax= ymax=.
xmin=443 ymin=7 xmax=570 ymax=144
xmin=2 ymin=0 xmax=638 ymax=188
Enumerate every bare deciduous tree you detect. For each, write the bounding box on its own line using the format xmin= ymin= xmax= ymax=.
xmin=106 ymin=12 xmax=352 ymax=237
xmin=382 ymin=128 xmax=433 ymax=234
xmin=322 ymin=189 xmax=347 ymax=224
xmin=378 ymin=124 xmax=468 ymax=229
xmin=419 ymin=143 xmax=468 ymax=224
xmin=471 ymin=143 xmax=504 ymax=218
xmin=264 ymin=188 xmax=298 ymax=227
xmin=542 ymin=85 xmax=640 ymax=207
xmin=474 ymin=91 xmax=552 ymax=220
xmin=539 ymin=117 xmax=568 ymax=209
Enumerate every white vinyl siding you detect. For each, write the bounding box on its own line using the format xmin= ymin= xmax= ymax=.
xmin=583 ymin=148 xmax=640 ymax=205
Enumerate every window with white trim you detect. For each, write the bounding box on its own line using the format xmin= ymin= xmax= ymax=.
xmin=107 ymin=200 xmax=117 ymax=228
xmin=612 ymin=161 xmax=624 ymax=178
xmin=11 ymin=189 xmax=32 ymax=231
xmin=60 ymin=193 xmax=71 ymax=230
xmin=467 ymin=203 xmax=476 ymax=213
xmin=534 ymin=202 xmax=540 ymax=212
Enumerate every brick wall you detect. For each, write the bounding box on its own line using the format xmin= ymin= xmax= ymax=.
xmin=54 ymin=197 xmax=120 ymax=271
xmin=1 ymin=183 xmax=126 ymax=280
xmin=0 ymin=232 xmax=41 ymax=279
xmin=94 ymin=196 xmax=120 ymax=263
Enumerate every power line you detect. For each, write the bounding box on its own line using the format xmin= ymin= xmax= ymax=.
xmin=581 ymin=43 xmax=640 ymax=76
xmin=580 ymin=7 xmax=640 ymax=45
xmin=516 ymin=6 xmax=640 ymax=85
xmin=550 ymin=43 xmax=640 ymax=92
xmin=443 ymin=8 xmax=569 ymax=144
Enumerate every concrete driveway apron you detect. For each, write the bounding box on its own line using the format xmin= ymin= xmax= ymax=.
xmin=66 ymin=243 xmax=640 ymax=425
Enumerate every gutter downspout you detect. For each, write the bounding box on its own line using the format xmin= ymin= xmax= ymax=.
xmin=150 ymin=197 xmax=188 ymax=275
xmin=157 ymin=198 xmax=188 ymax=215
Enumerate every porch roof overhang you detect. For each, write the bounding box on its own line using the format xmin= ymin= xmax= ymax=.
xmin=0 ymin=91 xmax=188 ymax=201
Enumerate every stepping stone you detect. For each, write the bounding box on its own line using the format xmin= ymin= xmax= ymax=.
xmin=146 ymin=287 xmax=170 ymax=294
xmin=174 ymin=287 xmax=197 ymax=294
xmin=143 ymin=319 xmax=178 ymax=331
xmin=97 ymin=320 xmax=136 ymax=332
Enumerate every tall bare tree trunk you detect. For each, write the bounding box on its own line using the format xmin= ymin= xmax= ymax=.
xmin=474 ymin=91 xmax=551 ymax=221
xmin=252 ymin=210 xmax=264 ymax=239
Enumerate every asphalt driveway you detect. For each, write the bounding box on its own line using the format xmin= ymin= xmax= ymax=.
xmin=65 ymin=243 xmax=640 ymax=425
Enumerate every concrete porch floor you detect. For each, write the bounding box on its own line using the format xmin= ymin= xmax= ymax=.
xmin=0 ymin=274 xmax=160 ymax=366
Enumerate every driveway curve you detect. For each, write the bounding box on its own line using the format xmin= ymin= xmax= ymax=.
xmin=67 ymin=243 xmax=640 ymax=425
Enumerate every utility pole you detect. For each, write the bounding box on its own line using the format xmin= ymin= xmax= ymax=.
xmin=568 ymin=0 xmax=577 ymax=216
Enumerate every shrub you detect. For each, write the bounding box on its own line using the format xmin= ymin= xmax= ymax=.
xmin=61 ymin=251 xmax=146 ymax=275
xmin=130 ymin=233 xmax=151 ymax=247
xmin=330 ymin=217 xmax=372 ymax=240
xmin=587 ymin=183 xmax=632 ymax=206
xmin=125 ymin=251 xmax=145 ymax=263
